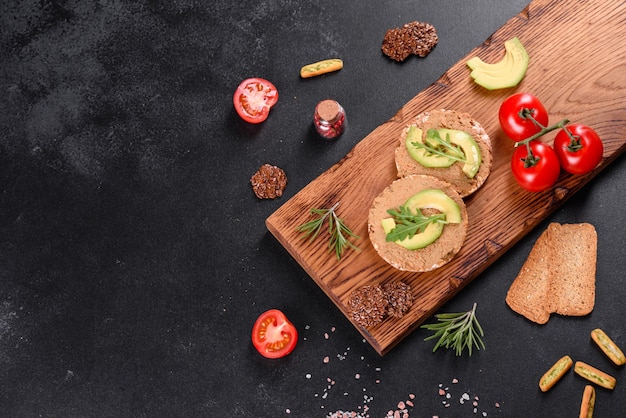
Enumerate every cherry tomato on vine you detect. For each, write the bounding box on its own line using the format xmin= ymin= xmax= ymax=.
xmin=499 ymin=93 xmax=549 ymax=141
xmin=553 ymin=124 xmax=603 ymax=175
xmin=233 ymin=78 xmax=278 ymax=124
xmin=511 ymin=141 xmax=560 ymax=192
xmin=251 ymin=309 xmax=298 ymax=359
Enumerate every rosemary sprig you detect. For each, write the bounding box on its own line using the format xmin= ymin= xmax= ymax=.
xmin=385 ymin=205 xmax=447 ymax=242
xmin=412 ymin=129 xmax=466 ymax=162
xmin=421 ymin=302 xmax=485 ymax=356
xmin=296 ymin=202 xmax=359 ymax=261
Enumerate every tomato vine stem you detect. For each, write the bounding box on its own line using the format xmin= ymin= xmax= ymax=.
xmin=512 ymin=108 xmax=569 ymax=168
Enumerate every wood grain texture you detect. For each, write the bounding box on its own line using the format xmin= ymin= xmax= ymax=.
xmin=266 ymin=0 xmax=626 ymax=355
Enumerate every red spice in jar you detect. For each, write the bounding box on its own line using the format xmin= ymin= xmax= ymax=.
xmin=314 ymin=99 xmax=346 ymax=139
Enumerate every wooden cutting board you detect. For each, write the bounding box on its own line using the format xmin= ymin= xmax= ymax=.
xmin=266 ymin=0 xmax=626 ymax=355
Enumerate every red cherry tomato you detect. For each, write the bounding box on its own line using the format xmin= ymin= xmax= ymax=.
xmin=511 ymin=141 xmax=560 ymax=192
xmin=499 ymin=93 xmax=549 ymax=141
xmin=553 ymin=124 xmax=603 ymax=175
xmin=233 ymin=78 xmax=278 ymax=124
xmin=252 ymin=309 xmax=298 ymax=359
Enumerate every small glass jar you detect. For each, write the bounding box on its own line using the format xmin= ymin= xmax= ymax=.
xmin=313 ymin=99 xmax=346 ymax=139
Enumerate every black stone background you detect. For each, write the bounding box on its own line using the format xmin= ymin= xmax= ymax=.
xmin=1 ymin=0 xmax=625 ymax=416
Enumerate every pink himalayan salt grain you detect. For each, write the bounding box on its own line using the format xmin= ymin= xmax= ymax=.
xmin=409 ymin=394 xmax=415 ymax=399
xmin=323 ymin=356 xmax=330 ymax=363
xmin=406 ymin=400 xmax=414 ymax=407
xmin=397 ymin=401 xmax=405 ymax=409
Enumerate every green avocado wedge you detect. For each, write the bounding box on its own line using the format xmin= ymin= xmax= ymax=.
xmin=405 ymin=126 xmax=454 ymax=168
xmin=437 ymin=129 xmax=481 ymax=179
xmin=381 ymin=189 xmax=461 ymax=250
xmin=466 ymin=37 xmax=529 ymax=90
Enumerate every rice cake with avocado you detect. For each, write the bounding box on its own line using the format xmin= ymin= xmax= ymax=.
xmin=395 ymin=109 xmax=492 ymax=198
xmin=368 ymin=175 xmax=468 ymax=272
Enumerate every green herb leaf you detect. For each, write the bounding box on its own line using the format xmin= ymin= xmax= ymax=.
xmin=385 ymin=205 xmax=447 ymax=242
xmin=421 ymin=303 xmax=485 ymax=356
xmin=296 ymin=202 xmax=359 ymax=261
xmin=412 ymin=129 xmax=466 ymax=162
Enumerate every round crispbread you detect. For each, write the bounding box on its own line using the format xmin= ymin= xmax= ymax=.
xmin=394 ymin=109 xmax=492 ymax=198
xmin=368 ymin=175 xmax=468 ymax=272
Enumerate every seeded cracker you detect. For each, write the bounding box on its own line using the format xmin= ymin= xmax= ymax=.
xmin=382 ymin=21 xmax=438 ymax=62
xmin=383 ymin=281 xmax=413 ymax=318
xmin=348 ymin=285 xmax=388 ymax=328
xmin=250 ymin=164 xmax=287 ymax=199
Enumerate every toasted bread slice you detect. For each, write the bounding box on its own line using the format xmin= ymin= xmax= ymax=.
xmin=506 ymin=222 xmax=597 ymax=324
xmin=368 ymin=175 xmax=468 ymax=272
xmin=545 ymin=223 xmax=596 ymax=316
xmin=395 ymin=109 xmax=492 ymax=198
xmin=505 ymin=226 xmax=552 ymax=324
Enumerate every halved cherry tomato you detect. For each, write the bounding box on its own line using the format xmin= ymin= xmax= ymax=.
xmin=553 ymin=124 xmax=603 ymax=175
xmin=233 ymin=78 xmax=278 ymax=124
xmin=499 ymin=93 xmax=549 ymax=141
xmin=511 ymin=141 xmax=560 ymax=192
xmin=252 ymin=309 xmax=297 ymax=358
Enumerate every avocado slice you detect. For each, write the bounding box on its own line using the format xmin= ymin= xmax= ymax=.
xmin=405 ymin=127 xmax=482 ymax=178
xmin=466 ymin=37 xmax=529 ymax=90
xmin=382 ymin=189 xmax=461 ymax=250
xmin=437 ymin=129 xmax=482 ymax=179
xmin=404 ymin=189 xmax=461 ymax=223
xmin=405 ymin=126 xmax=455 ymax=169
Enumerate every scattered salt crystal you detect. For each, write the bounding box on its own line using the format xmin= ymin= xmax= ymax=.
xmin=331 ymin=327 xmax=336 ymax=332
xmin=438 ymin=389 xmax=446 ymax=396
xmin=452 ymin=378 xmax=459 ymax=384
xmin=324 ymin=333 xmax=330 ymax=339
xmin=355 ymin=373 xmax=360 ymax=379
xmin=482 ymin=413 xmax=487 ymax=417
xmin=397 ymin=401 xmax=405 ymax=409
xmin=409 ymin=394 xmax=415 ymax=399
xmin=286 ymin=408 xmax=291 ymax=414
xmin=406 ymin=400 xmax=414 ymax=407
xmin=305 ymin=373 xmax=311 ymax=379
xmin=323 ymin=356 xmax=330 ymax=363
xmin=495 ymin=402 xmax=500 ymax=408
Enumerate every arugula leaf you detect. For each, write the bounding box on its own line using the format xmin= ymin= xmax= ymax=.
xmin=412 ymin=129 xmax=466 ymax=162
xmin=385 ymin=205 xmax=447 ymax=242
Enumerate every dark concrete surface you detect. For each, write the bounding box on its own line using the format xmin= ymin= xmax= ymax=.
xmin=1 ymin=0 xmax=625 ymax=416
